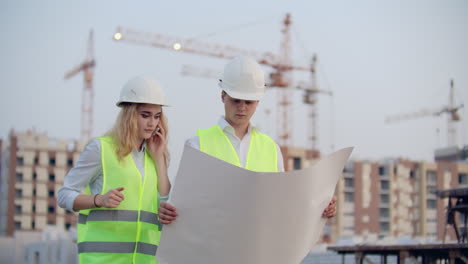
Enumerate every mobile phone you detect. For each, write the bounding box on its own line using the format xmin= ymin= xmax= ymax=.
xmin=152 ymin=127 xmax=160 ymax=136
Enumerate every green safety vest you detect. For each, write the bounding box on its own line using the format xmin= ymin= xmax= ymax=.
xmin=77 ymin=137 xmax=161 ymax=264
xmin=197 ymin=125 xmax=278 ymax=172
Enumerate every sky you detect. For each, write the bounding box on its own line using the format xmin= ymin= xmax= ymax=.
xmin=1 ymin=0 xmax=467 ymax=177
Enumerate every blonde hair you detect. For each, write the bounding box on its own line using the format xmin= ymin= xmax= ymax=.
xmin=106 ymin=103 xmax=170 ymax=167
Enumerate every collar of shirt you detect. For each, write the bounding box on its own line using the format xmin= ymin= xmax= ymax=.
xmin=131 ymin=142 xmax=147 ymax=180
xmin=134 ymin=142 xmax=147 ymax=154
xmin=217 ymin=116 xmax=254 ymax=139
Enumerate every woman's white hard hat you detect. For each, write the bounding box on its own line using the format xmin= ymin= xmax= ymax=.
xmin=116 ymin=76 xmax=169 ymax=107
xmin=218 ymin=56 xmax=266 ymax=100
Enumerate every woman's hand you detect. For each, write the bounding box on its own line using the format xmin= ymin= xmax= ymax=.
xmin=96 ymin=187 xmax=125 ymax=208
xmin=147 ymin=125 xmax=171 ymax=196
xmin=147 ymin=125 xmax=166 ymax=162
xmin=322 ymin=196 xmax=337 ymax=218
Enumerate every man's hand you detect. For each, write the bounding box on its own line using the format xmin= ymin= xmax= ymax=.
xmin=159 ymin=201 xmax=178 ymax=224
xmin=322 ymin=196 xmax=337 ymax=218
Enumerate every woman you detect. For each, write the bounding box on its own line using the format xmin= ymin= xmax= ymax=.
xmin=58 ymin=76 xmax=171 ymax=264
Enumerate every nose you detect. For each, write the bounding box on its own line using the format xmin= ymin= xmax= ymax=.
xmin=148 ymin=117 xmax=156 ymax=127
xmin=238 ymin=101 xmax=247 ymax=111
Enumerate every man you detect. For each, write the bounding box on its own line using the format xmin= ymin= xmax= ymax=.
xmin=159 ymin=56 xmax=336 ymax=223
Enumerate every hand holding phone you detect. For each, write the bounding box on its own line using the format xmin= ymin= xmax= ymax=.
xmin=151 ymin=126 xmax=161 ymax=137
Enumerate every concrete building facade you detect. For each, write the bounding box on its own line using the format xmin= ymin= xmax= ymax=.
xmin=0 ymin=129 xmax=85 ymax=237
xmin=334 ymin=158 xmax=468 ymax=243
xmin=285 ymin=145 xmax=468 ymax=243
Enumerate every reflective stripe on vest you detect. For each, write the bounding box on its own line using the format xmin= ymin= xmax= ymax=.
xmin=197 ymin=125 xmax=278 ymax=172
xmin=77 ymin=136 xmax=161 ymax=264
xmin=78 ymin=210 xmax=161 ymax=230
xmin=78 ymin=241 xmax=157 ymax=255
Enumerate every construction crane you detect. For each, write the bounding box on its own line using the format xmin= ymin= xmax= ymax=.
xmin=113 ymin=14 xmax=335 ymax=160
xmin=385 ymin=79 xmax=464 ymax=147
xmin=64 ymin=30 xmax=96 ymax=142
xmin=275 ymin=14 xmax=294 ymax=147
xmin=296 ymin=55 xmax=333 ymax=154
xmin=113 ymin=14 xmax=312 ymax=148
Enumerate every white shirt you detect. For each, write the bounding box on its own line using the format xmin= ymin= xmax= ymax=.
xmin=57 ymin=138 xmax=167 ymax=212
xmin=185 ymin=117 xmax=284 ymax=172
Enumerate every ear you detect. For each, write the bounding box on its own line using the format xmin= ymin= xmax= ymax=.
xmin=221 ymin=91 xmax=226 ymax=103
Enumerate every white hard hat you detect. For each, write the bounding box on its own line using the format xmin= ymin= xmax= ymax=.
xmin=218 ymin=56 xmax=266 ymax=100
xmin=116 ymin=76 xmax=169 ymax=107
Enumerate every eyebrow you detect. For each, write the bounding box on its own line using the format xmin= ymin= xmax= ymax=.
xmin=140 ymin=110 xmax=162 ymax=115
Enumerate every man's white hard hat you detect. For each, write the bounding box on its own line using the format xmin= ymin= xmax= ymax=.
xmin=218 ymin=56 xmax=266 ymax=100
xmin=116 ymin=76 xmax=169 ymax=107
